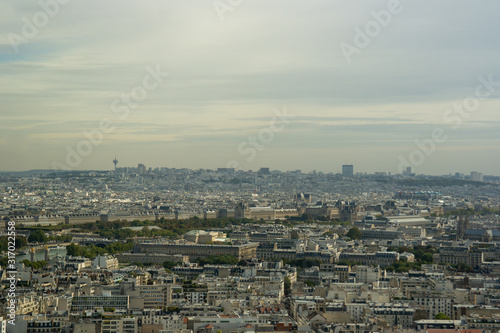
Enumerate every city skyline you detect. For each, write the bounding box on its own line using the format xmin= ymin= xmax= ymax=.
xmin=3 ymin=2 xmax=500 ymax=331
xmin=0 ymin=158 xmax=493 ymax=179
xmin=1 ymin=1 xmax=500 ymax=175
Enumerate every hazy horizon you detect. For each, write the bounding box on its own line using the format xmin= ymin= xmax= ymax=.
xmin=1 ymin=1 xmax=500 ymax=175
xmin=0 ymin=165 xmax=495 ymax=178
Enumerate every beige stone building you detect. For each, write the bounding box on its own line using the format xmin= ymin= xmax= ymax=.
xmin=134 ymin=242 xmax=258 ymax=260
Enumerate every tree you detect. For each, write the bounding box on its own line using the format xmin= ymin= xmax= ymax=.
xmin=435 ymin=313 xmax=451 ymax=320
xmin=0 ymin=236 xmax=28 ymax=252
xmin=163 ymin=261 xmax=179 ymax=270
xmin=421 ymin=253 xmax=434 ymax=264
xmin=304 ymin=280 xmax=315 ymax=287
xmin=284 ymin=277 xmax=291 ymax=295
xmin=28 ymin=230 xmax=48 ymax=243
xmin=21 ymin=259 xmax=48 ymax=270
xmin=66 ymin=241 xmax=133 ymax=259
xmin=346 ymin=227 xmax=362 ymax=240
xmin=196 ymin=255 xmax=238 ymax=266
xmin=300 ymin=213 xmax=311 ymax=221
xmin=15 ymin=236 xmax=28 ymax=248
xmin=140 ymin=226 xmax=151 ymax=237
xmin=66 ymin=243 xmax=81 ymax=256
xmin=454 ymin=263 xmax=473 ymax=272
xmin=284 ymin=258 xmax=321 ymax=269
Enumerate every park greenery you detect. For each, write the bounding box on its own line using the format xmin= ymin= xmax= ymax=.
xmin=384 ymin=245 xmax=436 ymax=272
xmin=284 ymin=276 xmax=291 ymax=295
xmin=286 ymin=213 xmax=344 ymax=224
xmin=387 ymin=245 xmax=436 ymax=262
xmin=127 ymin=260 xmax=181 ymax=270
xmin=338 ymin=260 xmax=363 ymax=266
xmin=18 ymin=230 xmax=72 ymax=245
xmin=282 ymin=258 xmax=322 ymax=269
xmin=130 ymin=261 xmax=156 ymax=267
xmin=449 ymin=263 xmax=473 ymax=272
xmin=21 ymin=259 xmax=48 ymax=270
xmin=304 ymin=280 xmax=316 ymax=287
xmin=49 ymin=234 xmax=73 ymax=242
xmin=195 ymin=255 xmax=238 ymax=266
xmin=0 ymin=236 xmax=28 ymax=251
xmin=435 ymin=313 xmax=451 ymax=320
xmin=66 ymin=241 xmax=134 ymax=259
xmin=69 ymin=214 xmax=346 ymax=241
xmin=28 ymin=230 xmax=48 ymax=243
xmin=75 ymin=217 xmax=251 ymax=240
xmin=346 ymin=227 xmax=362 ymax=240
xmin=163 ymin=260 xmax=180 ymax=270
xmin=384 ymin=259 xmax=421 ymax=273
xmin=18 ymin=222 xmax=74 ymax=232
xmin=0 ymin=257 xmax=7 ymax=268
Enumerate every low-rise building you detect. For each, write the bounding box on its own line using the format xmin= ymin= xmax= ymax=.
xmin=93 ymin=255 xmax=119 ymax=270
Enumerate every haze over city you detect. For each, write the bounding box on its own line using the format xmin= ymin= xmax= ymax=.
xmin=1 ymin=1 xmax=500 ymax=175
xmin=4 ymin=2 xmax=500 ymax=332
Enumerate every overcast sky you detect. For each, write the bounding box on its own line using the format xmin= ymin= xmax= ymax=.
xmin=1 ymin=0 xmax=500 ymax=175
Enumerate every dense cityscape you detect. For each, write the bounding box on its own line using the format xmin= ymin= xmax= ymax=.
xmin=3 ymin=1 xmax=500 ymax=333
xmin=1 ymin=164 xmax=500 ymax=333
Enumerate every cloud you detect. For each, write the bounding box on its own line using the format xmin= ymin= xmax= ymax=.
xmin=1 ymin=0 xmax=500 ymax=174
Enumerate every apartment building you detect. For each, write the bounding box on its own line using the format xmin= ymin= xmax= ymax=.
xmin=134 ymin=242 xmax=258 ymax=260
xmin=413 ymin=290 xmax=457 ymax=318
xmin=360 ymin=229 xmax=403 ymax=240
xmin=369 ymin=303 xmax=415 ymax=328
xmin=116 ymin=253 xmax=189 ymax=264
xmin=320 ymin=264 xmax=351 ymax=282
xmin=437 ymin=246 xmax=484 ymax=268
xmin=339 ymin=251 xmax=399 ymax=268
xmin=27 ymin=320 xmax=61 ymax=333
xmin=71 ymin=295 xmax=129 ymax=311
xmin=93 ymin=255 xmax=119 ymax=270
xmin=102 ymin=317 xmax=138 ymax=333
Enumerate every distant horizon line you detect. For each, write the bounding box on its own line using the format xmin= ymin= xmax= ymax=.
xmin=0 ymin=167 xmax=497 ymax=178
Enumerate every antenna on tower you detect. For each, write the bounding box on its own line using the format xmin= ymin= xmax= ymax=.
xmin=113 ymin=156 xmax=118 ymax=171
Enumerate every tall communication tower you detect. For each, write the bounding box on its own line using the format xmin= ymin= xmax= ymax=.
xmin=113 ymin=156 xmax=118 ymax=171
